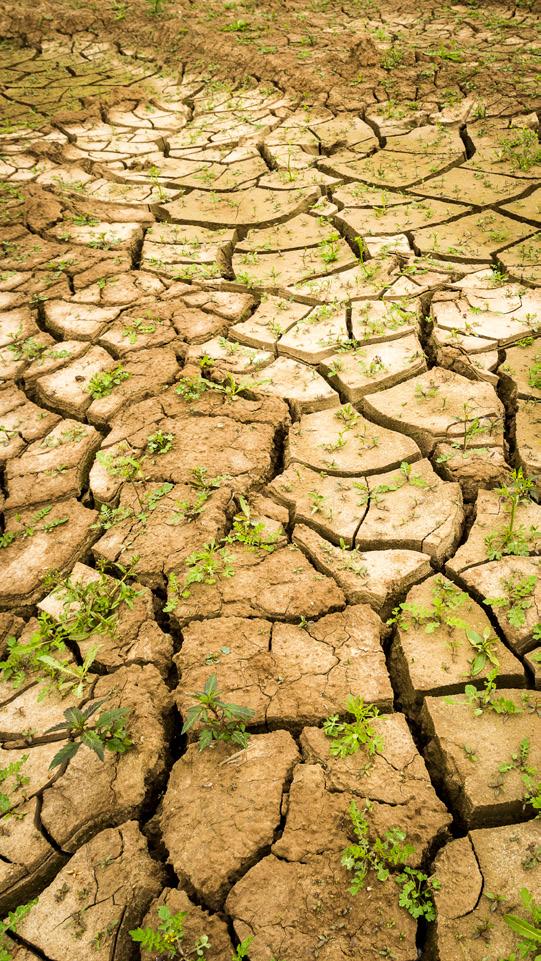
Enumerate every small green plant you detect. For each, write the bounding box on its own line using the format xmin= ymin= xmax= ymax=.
xmin=87 ymin=365 xmax=130 ymax=400
xmin=341 ymin=802 xmax=440 ymax=919
xmin=0 ymin=900 xmax=38 ymax=961
xmin=176 ymin=376 xmax=209 ymax=402
xmin=0 ymin=506 xmax=68 ymax=549
xmin=528 ymin=358 xmax=541 ymax=390
xmin=122 ymin=316 xmax=157 ymax=344
xmin=0 ymin=756 xmax=29 ymax=817
xmin=485 ymin=574 xmax=538 ymax=629
xmin=503 ymin=888 xmax=541 ymax=958
xmin=498 ymin=128 xmax=541 ymax=172
xmin=225 ymin=496 xmax=278 ymax=551
xmin=181 ymin=674 xmax=254 ymax=751
xmin=388 ymin=577 xmax=468 ymax=634
xmin=485 ymin=469 xmax=539 ymax=561
xmin=146 ymin=0 xmax=168 ymax=16
xmin=466 ymin=626 xmax=500 ymax=677
xmin=170 ymin=468 xmax=228 ymax=523
xmin=323 ymin=696 xmax=383 ymax=758
xmin=130 ymin=904 xmax=209 ymax=958
xmin=95 ymin=446 xmax=143 ymax=480
xmin=465 ymin=670 xmax=522 ymax=717
xmin=147 ymin=430 xmax=174 ymax=455
xmin=177 ymin=540 xmax=235 ymax=602
xmin=47 ymin=698 xmax=132 ymax=769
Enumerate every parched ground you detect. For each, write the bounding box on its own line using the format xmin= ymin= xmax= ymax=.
xmin=0 ymin=4 xmax=540 ymax=961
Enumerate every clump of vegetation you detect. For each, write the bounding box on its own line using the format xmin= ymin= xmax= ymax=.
xmin=485 ymin=469 xmax=539 ymax=561
xmin=130 ymin=903 xmax=253 ymax=960
xmin=0 ymin=505 xmax=68 ymax=550
xmin=503 ymin=887 xmax=541 ymax=957
xmin=342 ymin=801 xmax=440 ymax=920
xmin=485 ymin=573 xmax=539 ymax=630
xmin=498 ymin=128 xmax=541 ymax=172
xmin=47 ymin=698 xmax=132 ymax=770
xmin=87 ymin=364 xmax=130 ymax=400
xmin=0 ymin=900 xmax=38 ymax=961
xmin=181 ymin=674 xmax=254 ymax=751
xmin=323 ymin=696 xmax=383 ymax=758
xmin=225 ymin=496 xmax=279 ymax=552
xmin=464 ymin=670 xmax=522 ymax=717
xmin=0 ymin=755 xmax=29 ymax=818
xmin=388 ymin=577 xmax=469 ymax=634
xmin=147 ymin=430 xmax=174 ymax=455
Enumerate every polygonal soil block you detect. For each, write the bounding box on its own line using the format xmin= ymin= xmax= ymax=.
xmin=32 ymin=345 xmax=114 ymax=418
xmin=298 ymin=718 xmax=450 ymax=855
xmin=167 ymin=544 xmax=346 ymax=627
xmin=390 ymin=574 xmax=525 ymax=712
xmin=432 ymin=822 xmax=541 ymax=961
xmin=88 ymin=384 xmax=288 ymax=502
xmin=350 ymin=299 xmax=420 ymax=344
xmin=226 ymin=856 xmax=418 ymax=961
xmin=362 ymin=367 xmax=503 ymax=454
xmin=516 ymin=399 xmax=541 ymax=493
xmin=0 ymin=499 xmax=98 ymax=608
xmin=99 ymin=304 xmax=180 ymax=355
xmin=38 ymin=562 xmax=173 ymax=674
xmin=43 ymin=300 xmax=122 ymax=339
xmin=237 ymin=212 xmax=334 ymax=253
xmin=461 ymin=556 xmax=541 ymax=657
xmin=447 ymin=489 xmax=541 ymax=576
xmin=229 ymin=296 xmax=311 ymax=350
xmin=232 ymin=241 xmax=356 ymax=289
xmin=421 ymin=689 xmax=541 ymax=826
xmin=187 ymin=337 xmax=273 ymax=374
xmin=335 ymin=195 xmax=471 ymax=238
xmin=431 ymin=289 xmax=539 ymax=346
xmin=355 ymin=459 xmax=464 ymax=563
xmin=160 ymin=732 xmax=299 ymax=909
xmin=0 ymin=665 xmax=170 ymax=910
xmin=499 ymin=231 xmax=541 ymax=286
xmin=502 ymin=337 xmax=541 ymax=401
xmin=253 ymin=356 xmax=339 ymax=415
xmin=14 ymin=821 xmax=164 ymax=961
xmin=412 ymin=211 xmax=535 ymax=261
xmin=286 ymin=406 xmax=421 ymax=476
xmin=277 ymin=305 xmax=348 ymax=364
xmin=433 ymin=444 xmax=510 ymax=502
xmin=287 ymin=256 xmax=397 ymax=303
xmin=4 ymin=419 xmax=101 ymax=512
xmin=139 ymin=888 xmax=234 ymax=961
xmin=321 ymin=332 xmax=426 ymax=401
xmin=268 ymin=463 xmax=369 ymax=545
xmin=0 ymin=385 xmax=60 ymax=464
xmin=86 ymin=347 xmax=179 ymax=426
xmin=175 ymin=605 xmax=392 ymax=729
xmin=322 ymin=148 xmax=461 ymax=188
xmin=293 ymin=524 xmax=430 ymax=616
xmin=415 ymin=167 xmax=530 ymax=206
xmin=93 ymin=483 xmax=231 ymax=588
xmin=160 ymin=185 xmax=319 ymax=227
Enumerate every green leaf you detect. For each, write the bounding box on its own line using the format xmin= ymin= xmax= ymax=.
xmin=504 ymin=913 xmax=541 ymax=942
xmin=49 ymin=741 xmax=79 ymax=770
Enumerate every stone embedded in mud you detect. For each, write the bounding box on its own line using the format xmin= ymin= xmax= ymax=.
xmin=15 ymin=821 xmax=165 ymax=961
xmin=0 ymin=498 xmax=98 ymax=608
xmin=390 ymin=574 xmax=525 ymax=712
xmin=362 ymin=367 xmax=504 ymax=454
xmin=38 ymin=562 xmax=173 ymax=674
xmin=293 ymin=523 xmax=430 ymax=616
xmin=447 ymin=488 xmax=541 ymax=575
xmin=432 ymin=822 xmax=541 ymax=961
xmin=175 ymin=605 xmax=392 ymax=729
xmin=354 ymin=458 xmax=464 ymax=563
xmin=286 ymin=405 xmax=421 ymax=476
xmin=226 ymin=856 xmax=418 ymax=961
xmin=167 ymin=543 xmax=346 ymax=627
xmin=421 ymin=689 xmax=541 ymax=827
xmin=0 ymin=665 xmax=170 ymax=911
xmin=139 ymin=888 xmax=234 ymax=961
xmin=160 ymin=732 xmax=299 ymax=909
xmin=321 ymin=331 xmax=426 ymax=401
xmin=4 ymin=419 xmax=101 ymax=512
xmin=461 ymin=555 xmax=541 ymax=657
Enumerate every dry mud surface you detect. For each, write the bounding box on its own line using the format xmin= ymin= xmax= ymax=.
xmin=0 ymin=13 xmax=540 ymax=961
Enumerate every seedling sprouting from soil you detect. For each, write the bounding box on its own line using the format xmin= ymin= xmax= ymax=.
xmin=96 ymin=445 xmax=143 ymax=480
xmin=464 ymin=670 xmax=522 ymax=717
xmin=46 ymin=698 xmax=132 ymax=770
xmin=503 ymin=888 xmax=541 ymax=957
xmin=146 ymin=430 xmax=175 ymax=455
xmin=87 ymin=364 xmax=130 ymax=399
xmin=0 ymin=900 xmax=38 ymax=960
xmin=485 ymin=469 xmax=539 ymax=561
xmin=323 ymin=696 xmax=383 ymax=758
xmin=165 ymin=540 xmax=235 ymax=608
xmin=130 ymin=905 xmax=210 ymax=958
xmin=181 ymin=674 xmax=254 ymax=751
xmin=0 ymin=505 xmax=68 ymax=550
xmin=498 ymin=128 xmax=541 ymax=172
xmin=0 ymin=756 xmax=29 ymax=818
xmin=176 ymin=376 xmax=209 ymax=402
xmin=485 ymin=573 xmax=538 ymax=629
xmin=225 ymin=496 xmax=279 ymax=551
xmin=388 ymin=577 xmax=469 ymax=634
xmin=341 ymin=801 xmax=440 ymax=920
xmin=465 ymin=627 xmax=500 ymax=676
xmin=169 ymin=467 xmax=229 ymax=524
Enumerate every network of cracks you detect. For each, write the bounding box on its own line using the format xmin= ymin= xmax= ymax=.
xmin=0 ymin=34 xmax=540 ymax=961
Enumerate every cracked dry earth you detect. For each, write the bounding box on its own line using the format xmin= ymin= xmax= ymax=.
xmin=0 ymin=30 xmax=540 ymax=961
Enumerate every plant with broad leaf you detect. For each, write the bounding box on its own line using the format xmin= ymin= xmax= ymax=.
xmin=323 ymin=696 xmax=383 ymax=758
xmin=503 ymin=887 xmax=541 ymax=959
xmin=181 ymin=674 xmax=254 ymax=751
xmin=0 ymin=900 xmax=38 ymax=961
xmin=47 ymin=698 xmax=132 ymax=769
